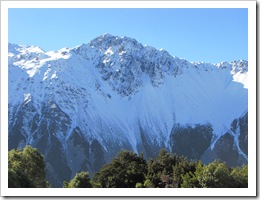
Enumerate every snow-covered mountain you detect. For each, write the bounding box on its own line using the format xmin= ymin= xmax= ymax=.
xmin=8 ymin=34 xmax=248 ymax=187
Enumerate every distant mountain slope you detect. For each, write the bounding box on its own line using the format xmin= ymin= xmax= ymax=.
xmin=8 ymin=34 xmax=248 ymax=187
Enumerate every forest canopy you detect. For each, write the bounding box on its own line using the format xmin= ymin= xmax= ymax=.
xmin=8 ymin=146 xmax=248 ymax=188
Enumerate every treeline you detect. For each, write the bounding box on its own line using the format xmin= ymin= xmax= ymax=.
xmin=8 ymin=146 xmax=49 ymax=188
xmin=8 ymin=146 xmax=248 ymax=188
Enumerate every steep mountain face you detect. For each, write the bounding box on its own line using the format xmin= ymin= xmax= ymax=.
xmin=8 ymin=34 xmax=248 ymax=187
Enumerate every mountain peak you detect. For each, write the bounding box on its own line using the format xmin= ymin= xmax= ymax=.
xmin=215 ymin=60 xmax=248 ymax=74
xmin=8 ymin=34 xmax=248 ymax=187
xmin=89 ymin=33 xmax=120 ymax=47
xmin=8 ymin=43 xmax=45 ymax=54
xmin=88 ymin=33 xmax=142 ymax=50
xmin=8 ymin=34 xmax=248 ymax=95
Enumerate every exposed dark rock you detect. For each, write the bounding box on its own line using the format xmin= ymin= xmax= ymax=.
xmin=239 ymin=112 xmax=248 ymax=155
xmin=170 ymin=123 xmax=213 ymax=160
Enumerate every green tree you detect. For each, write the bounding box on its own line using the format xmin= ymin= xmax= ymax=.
xmin=92 ymin=150 xmax=147 ymax=188
xmin=8 ymin=168 xmax=33 ymax=188
xmin=230 ymin=165 xmax=248 ymax=188
xmin=181 ymin=171 xmax=200 ymax=188
xmin=8 ymin=145 xmax=49 ymax=188
xmin=172 ymin=156 xmax=197 ymax=187
xmin=146 ymin=149 xmax=178 ymax=187
xmin=146 ymin=149 xmax=198 ymax=188
xmin=191 ymin=161 xmax=236 ymax=188
xmin=181 ymin=161 xmax=202 ymax=188
xmin=213 ymin=162 xmax=233 ymax=187
xmin=135 ymin=182 xmax=144 ymax=188
xmin=181 ymin=161 xmax=248 ymax=188
xmin=64 ymin=172 xmax=92 ymax=188
xmin=195 ymin=160 xmax=234 ymax=188
xmin=143 ymin=179 xmax=154 ymax=188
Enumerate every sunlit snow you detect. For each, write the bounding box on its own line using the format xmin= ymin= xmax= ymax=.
xmin=8 ymin=36 xmax=248 ymax=158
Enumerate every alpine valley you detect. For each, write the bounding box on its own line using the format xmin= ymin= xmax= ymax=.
xmin=8 ymin=34 xmax=248 ymax=187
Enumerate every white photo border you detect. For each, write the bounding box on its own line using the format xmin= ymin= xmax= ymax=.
xmin=1 ymin=0 xmax=256 ymax=197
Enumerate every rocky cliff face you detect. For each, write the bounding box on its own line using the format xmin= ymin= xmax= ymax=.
xmin=8 ymin=34 xmax=248 ymax=187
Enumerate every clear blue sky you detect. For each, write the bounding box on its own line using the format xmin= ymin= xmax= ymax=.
xmin=8 ymin=8 xmax=248 ymax=63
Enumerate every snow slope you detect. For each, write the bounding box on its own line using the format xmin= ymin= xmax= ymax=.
xmin=8 ymin=34 xmax=248 ymax=186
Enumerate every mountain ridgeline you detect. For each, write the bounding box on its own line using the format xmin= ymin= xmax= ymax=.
xmin=8 ymin=34 xmax=248 ymax=187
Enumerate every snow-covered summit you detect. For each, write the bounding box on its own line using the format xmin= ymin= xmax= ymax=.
xmin=8 ymin=43 xmax=45 ymax=54
xmin=8 ymin=34 xmax=248 ymax=186
xmin=8 ymin=33 xmax=248 ymax=139
xmin=8 ymin=34 xmax=248 ymax=84
xmin=89 ymin=33 xmax=142 ymax=50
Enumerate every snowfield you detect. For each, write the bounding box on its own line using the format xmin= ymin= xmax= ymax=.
xmin=8 ymin=34 xmax=248 ymax=186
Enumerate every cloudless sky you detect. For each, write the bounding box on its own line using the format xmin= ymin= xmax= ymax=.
xmin=8 ymin=8 xmax=248 ymax=63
